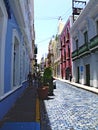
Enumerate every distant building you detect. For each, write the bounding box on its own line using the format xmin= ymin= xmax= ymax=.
xmin=53 ymin=18 xmax=64 ymax=78
xmin=71 ymin=0 xmax=98 ymax=87
xmin=40 ymin=56 xmax=45 ymax=72
xmin=0 ymin=0 xmax=35 ymax=120
xmin=47 ymin=39 xmax=54 ymax=68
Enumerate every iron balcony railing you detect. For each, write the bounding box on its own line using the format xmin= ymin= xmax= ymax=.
xmin=72 ymin=49 xmax=78 ymax=59
xmin=90 ymin=35 xmax=98 ymax=51
xmin=72 ymin=35 xmax=98 ymax=60
xmin=78 ymin=43 xmax=89 ymax=56
xmin=72 ymin=42 xmax=89 ymax=59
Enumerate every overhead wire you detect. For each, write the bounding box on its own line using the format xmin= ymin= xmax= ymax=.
xmin=35 ymin=7 xmax=72 ymax=21
xmin=61 ymin=7 xmax=72 ymax=19
xmin=35 ymin=7 xmax=72 ymax=45
xmin=35 ymin=16 xmax=59 ymax=20
xmin=36 ymin=37 xmax=52 ymax=44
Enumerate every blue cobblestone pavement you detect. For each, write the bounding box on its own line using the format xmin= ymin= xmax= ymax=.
xmin=40 ymin=80 xmax=98 ymax=130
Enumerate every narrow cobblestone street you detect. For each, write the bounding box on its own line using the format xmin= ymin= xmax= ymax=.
xmin=40 ymin=80 xmax=98 ymax=130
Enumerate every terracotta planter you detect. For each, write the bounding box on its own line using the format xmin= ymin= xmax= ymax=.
xmin=37 ymin=86 xmax=49 ymax=100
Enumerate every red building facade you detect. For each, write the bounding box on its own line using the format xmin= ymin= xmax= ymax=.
xmin=60 ymin=17 xmax=72 ymax=80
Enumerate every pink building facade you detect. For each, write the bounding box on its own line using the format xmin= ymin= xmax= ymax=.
xmin=60 ymin=16 xmax=72 ymax=80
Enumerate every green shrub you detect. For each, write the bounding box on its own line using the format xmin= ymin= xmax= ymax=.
xmin=43 ymin=67 xmax=54 ymax=95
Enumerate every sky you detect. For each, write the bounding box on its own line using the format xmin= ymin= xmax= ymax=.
xmin=34 ymin=0 xmax=89 ymax=63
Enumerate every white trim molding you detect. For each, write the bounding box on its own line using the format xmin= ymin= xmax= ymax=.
xmin=0 ymin=0 xmax=8 ymax=96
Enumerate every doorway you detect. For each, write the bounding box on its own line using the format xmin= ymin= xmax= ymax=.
xmin=85 ymin=64 xmax=90 ymax=86
xmin=77 ymin=66 xmax=80 ymax=83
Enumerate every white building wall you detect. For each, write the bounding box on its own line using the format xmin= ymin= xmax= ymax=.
xmin=0 ymin=0 xmax=8 ymax=96
xmin=71 ymin=0 xmax=98 ymax=88
xmin=90 ymin=53 xmax=98 ymax=87
xmin=79 ymin=59 xmax=84 ymax=84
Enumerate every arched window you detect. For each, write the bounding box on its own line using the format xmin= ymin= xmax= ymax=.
xmin=23 ymin=49 xmax=26 ymax=80
xmin=13 ymin=38 xmax=20 ymax=86
xmin=12 ymin=29 xmax=20 ymax=87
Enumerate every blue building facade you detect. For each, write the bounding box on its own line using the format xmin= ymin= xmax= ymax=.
xmin=0 ymin=0 xmax=35 ymax=120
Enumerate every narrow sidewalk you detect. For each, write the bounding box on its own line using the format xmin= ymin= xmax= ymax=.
xmin=0 ymin=86 xmax=40 ymax=130
xmin=56 ymin=78 xmax=98 ymax=94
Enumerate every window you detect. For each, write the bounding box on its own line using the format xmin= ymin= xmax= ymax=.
xmin=96 ymin=21 xmax=98 ymax=34
xmin=68 ymin=45 xmax=70 ymax=58
xmin=4 ymin=0 xmax=11 ymax=19
xmin=12 ymin=29 xmax=20 ymax=87
xmin=64 ymin=48 xmax=66 ymax=60
xmin=66 ymin=27 xmax=69 ymax=42
xmin=13 ymin=38 xmax=20 ymax=86
xmin=64 ymin=36 xmax=65 ymax=43
xmin=76 ymin=39 xmax=78 ymax=50
xmin=84 ymin=31 xmax=88 ymax=43
xmin=61 ymin=41 xmax=62 ymax=46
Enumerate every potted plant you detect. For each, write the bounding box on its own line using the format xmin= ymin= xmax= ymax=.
xmin=37 ymin=85 xmax=49 ymax=100
xmin=43 ymin=67 xmax=54 ymax=96
xmin=37 ymin=67 xmax=54 ymax=99
xmin=37 ymin=70 xmax=49 ymax=100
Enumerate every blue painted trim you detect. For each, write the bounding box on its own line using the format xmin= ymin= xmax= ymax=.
xmin=0 ymin=81 xmax=28 ymax=120
xmin=0 ymin=122 xmax=40 ymax=130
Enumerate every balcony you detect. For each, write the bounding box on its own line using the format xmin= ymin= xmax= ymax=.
xmin=72 ymin=50 xmax=78 ymax=60
xmin=78 ymin=43 xmax=89 ymax=57
xmin=60 ymin=56 xmax=63 ymax=64
xmin=59 ymin=47 xmax=62 ymax=51
xmin=54 ymin=57 xmax=61 ymax=64
xmin=90 ymin=35 xmax=98 ymax=52
xmin=66 ymin=33 xmax=69 ymax=43
xmin=61 ymin=41 xmax=65 ymax=47
xmin=47 ymin=53 xmax=53 ymax=59
xmin=63 ymin=59 xmax=66 ymax=62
